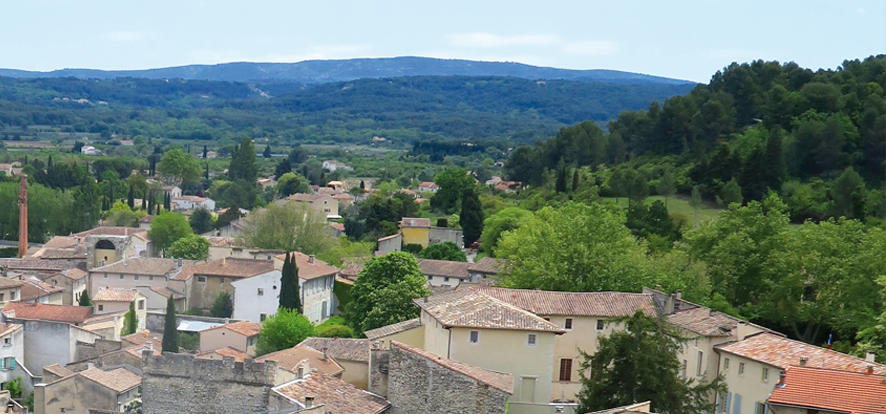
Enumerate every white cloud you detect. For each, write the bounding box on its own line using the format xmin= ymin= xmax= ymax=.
xmin=562 ymin=40 xmax=618 ymax=56
xmin=446 ymin=32 xmax=559 ymax=48
xmin=104 ymin=31 xmax=150 ymax=42
xmin=856 ymin=7 xmax=866 ymax=14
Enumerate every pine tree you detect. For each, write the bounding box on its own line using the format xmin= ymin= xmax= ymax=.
xmin=127 ymin=185 xmax=135 ymax=209
xmin=77 ymin=290 xmax=92 ymax=306
xmin=204 ymin=163 xmax=209 ymax=180
xmin=164 ymin=192 xmax=171 ymax=211
xmin=572 ymin=169 xmax=580 ymax=192
xmin=555 ymin=161 xmax=568 ymax=193
xmin=460 ymin=187 xmax=484 ymax=246
xmin=202 ymin=145 xmax=208 ymax=159
xmin=263 ymin=144 xmax=272 ymax=158
xmin=162 ymin=295 xmax=178 ymax=352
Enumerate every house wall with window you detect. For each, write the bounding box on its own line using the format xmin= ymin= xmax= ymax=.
xmin=199 ymin=327 xmax=257 ymax=355
xmin=231 ymin=270 xmax=282 ymax=323
xmin=300 ymin=274 xmax=335 ymax=324
xmin=0 ymin=327 xmax=25 ymax=391
xmin=715 ymin=353 xmax=779 ymax=414
xmin=93 ymin=296 xmax=147 ymax=332
xmin=187 ymin=274 xmax=238 ymax=312
xmin=0 ymin=287 xmax=21 ymax=308
xmin=89 ymin=271 xmax=170 ymax=296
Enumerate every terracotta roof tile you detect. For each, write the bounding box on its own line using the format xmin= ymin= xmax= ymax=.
xmin=204 ymin=321 xmax=261 ymax=337
xmin=467 ymin=257 xmax=507 ymax=275
xmin=93 ymin=287 xmax=141 ymax=302
xmin=300 ymin=337 xmax=369 ymax=362
xmin=256 ymin=344 xmax=344 ymax=377
xmin=399 ymin=217 xmax=430 ymax=228
xmin=286 ymin=193 xmax=331 ymax=203
xmin=364 ymin=318 xmax=421 ymax=340
xmin=415 ymin=289 xmax=565 ymax=333
xmin=91 ymin=258 xmax=181 ymax=277
xmin=42 ymin=363 xmax=74 ymax=379
xmin=197 ymin=346 xmax=252 ymax=363
xmin=19 ymin=279 xmax=63 ymax=301
xmin=205 ymin=237 xmax=235 ymax=248
xmin=79 ymin=367 xmax=141 ymax=393
xmin=767 ymin=366 xmax=886 ymax=414
xmin=0 ymin=259 xmax=74 ymax=272
xmin=418 ymin=259 xmax=471 ymax=279
xmin=272 ymin=371 xmax=389 ymax=414
xmin=148 ymin=286 xmax=184 ymax=299
xmin=667 ymin=307 xmax=743 ymax=337
xmin=474 ymin=286 xmax=658 ymax=317
xmin=716 ymin=332 xmax=886 ymax=374
xmin=2 ymin=302 xmax=93 ymax=324
xmin=392 ymin=341 xmax=513 ymax=394
xmin=0 ymin=323 xmax=21 ymax=338
xmin=339 ymin=262 xmax=363 ymax=280
xmin=59 ymin=268 xmax=87 ymax=281
xmin=74 ymin=226 xmax=146 ymax=237
xmin=180 ymin=258 xmax=275 ymax=279
xmin=0 ymin=278 xmax=23 ymax=289
xmin=121 ymin=330 xmax=162 ymax=346
xmin=273 ymin=252 xmax=339 ymax=280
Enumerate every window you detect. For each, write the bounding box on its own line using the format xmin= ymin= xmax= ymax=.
xmin=134 ymin=275 xmax=139 ymax=280
xmin=138 ymin=300 xmax=144 ymax=310
xmin=469 ymin=330 xmax=479 ymax=343
xmin=197 ymin=276 xmax=206 ymax=282
xmin=527 ymin=334 xmax=536 ymax=346
xmin=565 ymin=318 xmax=573 ymax=330
xmin=260 ymin=314 xmax=267 ymax=322
xmin=98 ymin=304 xmax=104 ymax=311
xmin=724 ymin=358 xmax=730 ymax=371
xmin=559 ymin=359 xmax=572 ymax=381
xmin=149 ymin=276 xmax=154 ymax=281
xmin=444 ymin=277 xmax=450 ymax=282
xmin=9 ymin=292 xmax=14 ymax=300
xmin=119 ymin=274 xmax=124 ymax=279
xmin=682 ymin=360 xmax=687 ymax=378
xmin=596 ymin=320 xmax=604 ymax=330
xmin=257 ymin=288 xmax=264 ymax=296
xmin=220 ymin=278 xmax=225 ymax=284
xmin=543 ymin=317 xmax=550 ymax=321
xmin=697 ymin=351 xmax=704 ymax=376
xmin=762 ymin=367 xmax=769 ymax=382
xmin=0 ymin=294 xmax=5 ymax=302
xmin=754 ymin=402 xmax=767 ymax=414
xmin=427 ymin=276 xmax=432 ymax=280
xmin=3 ymin=337 xmax=10 ymax=346
xmin=739 ymin=362 xmax=745 ymax=375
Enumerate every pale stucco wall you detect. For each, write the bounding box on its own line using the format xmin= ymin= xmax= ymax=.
xmin=421 ymin=311 xmax=450 ymax=358
xmin=231 ymin=271 xmax=281 ymax=323
xmin=0 ymin=287 xmax=21 ymax=308
xmin=426 ymin=275 xmax=462 ymax=287
xmin=300 ymin=275 xmax=334 ymax=324
xmin=716 ymin=353 xmax=779 ymax=414
xmin=199 ymin=328 xmax=253 ymax=354
xmin=338 ymin=359 xmax=369 ymax=389
xmin=373 ymin=325 xmax=425 ymax=350
xmin=402 ymin=227 xmax=429 ymax=247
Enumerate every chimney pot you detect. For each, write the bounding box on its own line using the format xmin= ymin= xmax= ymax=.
xmin=799 ymin=357 xmax=807 ymax=366
xmin=867 ymin=365 xmax=875 ymax=375
xmin=304 ymin=396 xmax=314 ymax=408
xmin=297 ymin=366 xmax=304 ymax=379
xmin=866 ymin=352 xmax=876 ymax=363
xmin=308 ymin=255 xmax=314 ymax=264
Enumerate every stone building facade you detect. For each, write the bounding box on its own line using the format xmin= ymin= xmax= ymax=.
xmin=141 ymin=353 xmax=278 ymax=414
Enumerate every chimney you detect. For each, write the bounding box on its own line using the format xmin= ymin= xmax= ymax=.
xmin=17 ymin=175 xmax=27 ymax=258
xmin=775 ymin=370 xmax=786 ymax=388
xmin=322 ymin=347 xmax=328 ymax=361
xmin=866 ymin=352 xmax=876 ymax=363
xmin=297 ymin=365 xmax=304 ymax=379
xmin=866 ymin=365 xmax=875 ymax=375
xmin=798 ymin=357 xmax=807 ymax=366
xmin=308 ymin=255 xmax=315 ymax=264
xmin=222 ymin=257 xmax=226 ymax=266
xmin=304 ymin=396 xmax=314 ymax=408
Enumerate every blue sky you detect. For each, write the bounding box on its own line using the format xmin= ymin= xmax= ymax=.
xmin=1 ymin=0 xmax=883 ymax=82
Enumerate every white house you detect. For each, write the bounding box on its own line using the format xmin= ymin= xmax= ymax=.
xmin=418 ymin=182 xmax=439 ymax=193
xmin=321 ymin=160 xmax=353 ymax=172
xmin=171 ymin=195 xmax=216 ymax=211
xmin=231 ymin=269 xmax=283 ymax=323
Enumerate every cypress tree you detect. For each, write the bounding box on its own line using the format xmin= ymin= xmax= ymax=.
xmin=202 ymin=145 xmax=208 ymax=159
xmin=141 ymin=192 xmax=147 ymax=210
xmin=555 ymin=162 xmax=568 ymax=193
xmin=127 ymin=185 xmax=135 ymax=209
xmin=263 ymin=144 xmax=272 ymax=158
xmin=204 ymin=163 xmax=209 ymax=180
xmin=279 ymin=252 xmax=302 ymax=312
xmin=162 ymin=295 xmax=178 ymax=352
xmin=459 ymin=187 xmax=484 ymax=246
xmin=572 ymin=169 xmax=580 ymax=192
xmin=77 ymin=290 xmax=92 ymax=306
xmin=164 ymin=192 xmax=171 ymax=211
xmin=279 ymin=252 xmax=291 ymax=308
xmin=47 ymin=155 xmax=53 ymax=170
xmin=291 ymin=254 xmax=301 ymax=313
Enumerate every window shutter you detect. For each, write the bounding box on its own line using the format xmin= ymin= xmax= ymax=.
xmin=9 ymin=358 xmax=14 ymax=370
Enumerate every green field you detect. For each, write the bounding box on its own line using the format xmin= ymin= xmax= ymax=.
xmin=601 ymin=195 xmax=723 ymax=227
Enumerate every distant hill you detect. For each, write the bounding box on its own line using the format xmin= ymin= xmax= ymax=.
xmin=0 ymin=56 xmax=694 ymax=86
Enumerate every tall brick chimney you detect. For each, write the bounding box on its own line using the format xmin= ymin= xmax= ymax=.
xmin=17 ymin=174 xmax=27 ymax=258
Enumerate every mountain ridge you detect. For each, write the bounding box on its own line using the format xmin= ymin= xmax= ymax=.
xmin=0 ymin=56 xmax=695 ymax=85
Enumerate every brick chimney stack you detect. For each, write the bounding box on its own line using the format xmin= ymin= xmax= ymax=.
xmin=17 ymin=174 xmax=27 ymax=258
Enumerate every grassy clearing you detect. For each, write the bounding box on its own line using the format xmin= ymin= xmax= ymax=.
xmin=601 ymin=195 xmax=723 ymax=227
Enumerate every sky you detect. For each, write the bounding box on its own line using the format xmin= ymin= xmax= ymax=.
xmin=0 ymin=1 xmax=883 ymax=82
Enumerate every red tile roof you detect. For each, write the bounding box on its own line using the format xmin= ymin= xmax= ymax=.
xmin=2 ymin=302 xmax=93 ymax=324
xmin=204 ymin=321 xmax=261 ymax=337
xmin=20 ymin=279 xmax=63 ymax=301
xmin=79 ymin=367 xmax=141 ymax=393
xmin=716 ymin=332 xmax=886 ymax=374
xmin=767 ymin=366 xmax=886 ymax=414
xmin=666 ymin=307 xmax=744 ymax=337
xmin=400 ymin=217 xmax=430 ymax=228
xmin=196 ymin=346 xmax=252 ymax=363
xmin=300 ymin=337 xmax=370 ymax=362
xmin=273 ymin=252 xmax=339 ymax=280
xmin=256 ymin=344 xmax=345 ymax=377
xmin=364 ymin=318 xmax=421 ymax=340
xmin=392 ymin=341 xmax=513 ymax=394
xmin=175 ymin=258 xmax=274 ymax=280
xmin=467 ymin=257 xmax=507 ymax=275
xmin=418 ymin=259 xmax=470 ymax=279
xmin=91 ymin=257 xmax=181 ymax=276
xmin=415 ymin=289 xmax=565 ymax=333
xmin=473 ymin=286 xmax=658 ymax=317
xmin=272 ymin=371 xmax=389 ymax=414
xmin=93 ymin=287 xmax=141 ymax=302
xmin=74 ymin=226 xmax=145 ymax=237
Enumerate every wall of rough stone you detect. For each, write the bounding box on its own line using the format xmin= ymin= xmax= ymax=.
xmin=74 ymin=338 xmax=122 ymax=362
xmin=141 ymin=353 xmax=277 ymax=414
xmin=368 ymin=342 xmax=390 ymax=397
xmin=387 ymin=345 xmax=509 ymax=414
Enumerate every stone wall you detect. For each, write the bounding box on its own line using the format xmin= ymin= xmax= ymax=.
xmin=141 ymin=352 xmax=278 ymax=414
xmin=368 ymin=341 xmax=390 ymax=397
xmin=386 ymin=345 xmax=509 ymax=414
xmin=74 ymin=338 xmax=123 ymax=362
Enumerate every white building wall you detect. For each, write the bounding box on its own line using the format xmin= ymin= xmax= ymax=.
xmin=231 ymin=271 xmax=282 ymax=323
xmin=300 ymin=275 xmax=334 ymax=324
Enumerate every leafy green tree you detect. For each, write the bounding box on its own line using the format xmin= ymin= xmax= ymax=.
xmin=210 ymin=292 xmax=233 ymax=318
xmin=402 ymin=243 xmax=423 ymax=255
xmin=148 ymin=212 xmax=193 ymax=253
xmin=168 ymin=234 xmax=210 ymax=260
xmin=162 ymin=295 xmax=178 ymax=352
xmin=2 ymin=377 xmax=22 ymax=399
xmin=238 ymin=202 xmax=334 ymax=253
xmin=831 ymin=166 xmax=865 ymax=219
xmin=157 ymin=148 xmax=201 ymax=186
xmin=497 ymin=202 xmax=650 ymax=292
xmin=430 ymin=168 xmax=474 ymax=213
xmin=656 ymin=167 xmax=677 ymax=206
xmin=229 ymin=138 xmax=257 ymax=183
xmin=188 ymin=208 xmax=214 ymax=234
xmin=274 ymin=158 xmax=292 ymax=180
xmin=279 ymin=252 xmax=301 ymax=312
xmin=419 ymin=242 xmax=467 ymax=261
xmin=689 ymin=185 xmax=703 ymax=222
xmin=576 ymin=311 xmax=724 ymax=414
xmin=480 ymin=207 xmax=532 ymax=256
xmin=276 ymin=172 xmax=311 ymax=197
xmin=77 ymin=290 xmax=92 ymax=307
xmin=719 ymin=178 xmax=743 ymax=206
xmin=105 ymin=201 xmax=141 ymax=227
xmin=256 ymin=308 xmax=314 ymax=356
xmin=459 ymin=187 xmax=483 ymax=246
xmin=857 ymin=276 xmax=886 ymax=363
xmin=121 ymin=302 xmax=138 ymax=336
xmin=344 ymin=252 xmax=430 ymax=335
xmin=315 ymin=323 xmax=354 ymax=338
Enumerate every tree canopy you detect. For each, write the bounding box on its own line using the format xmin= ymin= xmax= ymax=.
xmin=168 ymin=234 xmax=210 ymax=260
xmin=148 ymin=212 xmax=193 ymax=253
xmin=344 ymin=252 xmax=430 ymax=335
xmin=255 ymin=308 xmax=314 ymax=356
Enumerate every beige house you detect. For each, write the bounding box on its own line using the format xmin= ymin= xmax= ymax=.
xmin=38 ymin=268 xmax=88 ymax=306
xmin=0 ymin=278 xmax=22 ymax=307
xmin=174 ymin=258 xmax=275 ymax=312
xmin=414 ymin=289 xmax=565 ymax=405
xmin=195 ymin=346 xmax=252 ymax=362
xmin=88 ymin=257 xmax=189 ymax=299
xmin=714 ymin=332 xmax=886 ymax=414
xmin=273 ymin=253 xmax=339 ymax=323
xmin=199 ymin=320 xmax=261 ymax=355
xmin=285 ymin=193 xmax=339 ymax=219
xmin=20 ymin=278 xmax=64 ymax=305
xmin=256 ymin=343 xmax=345 ymax=382
xmin=476 ymin=286 xmax=658 ymax=402
xmin=364 ymin=318 xmax=424 ymax=350
xmin=417 ymin=259 xmax=471 ymax=287
xmin=92 ymin=287 xmax=147 ymax=332
xmin=35 ymin=366 xmax=141 ymax=414
xmin=301 ymin=337 xmax=370 ymax=389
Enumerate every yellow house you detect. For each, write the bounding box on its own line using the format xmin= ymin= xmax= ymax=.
xmin=414 ymin=289 xmax=565 ymax=406
xmin=400 ymin=218 xmax=431 ymax=247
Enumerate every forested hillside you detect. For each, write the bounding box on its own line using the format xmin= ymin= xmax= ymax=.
xmin=506 ymin=55 xmax=886 ymax=222
xmin=0 ymin=75 xmax=693 ymax=144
